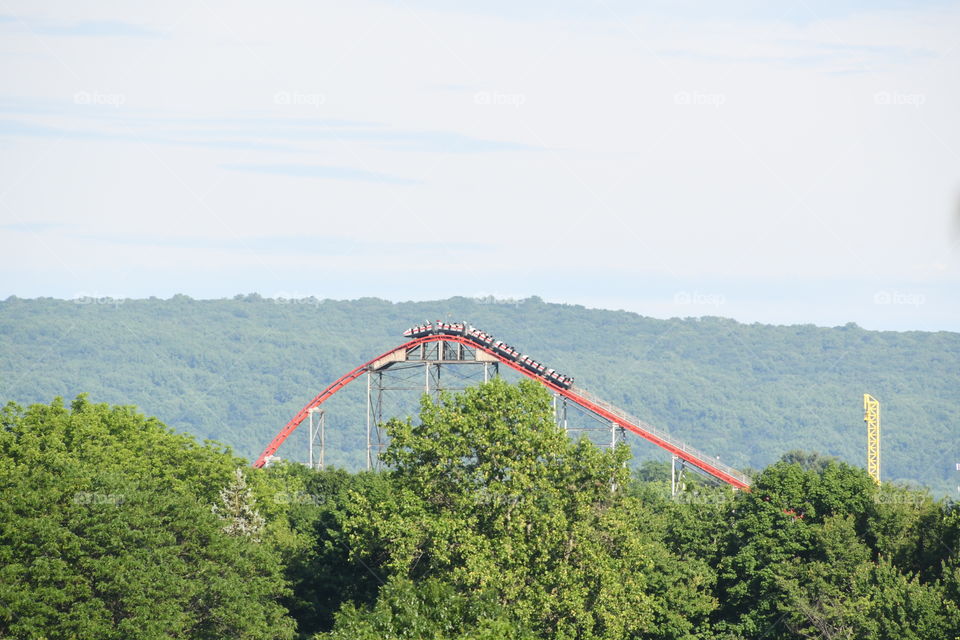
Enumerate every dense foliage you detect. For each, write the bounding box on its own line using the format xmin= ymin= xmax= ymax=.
xmin=335 ymin=380 xmax=716 ymax=639
xmin=0 ymin=295 xmax=957 ymax=494
xmin=0 ymin=396 xmax=294 ymax=639
xmin=2 ymin=382 xmax=959 ymax=639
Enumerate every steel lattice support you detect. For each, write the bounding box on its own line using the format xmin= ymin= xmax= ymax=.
xmin=864 ymin=393 xmax=881 ymax=484
xmin=610 ymin=421 xmax=626 ymax=448
xmin=554 ymin=395 xmax=568 ymax=431
xmin=306 ymin=407 xmax=325 ymax=470
xmin=671 ymin=456 xmax=686 ymax=496
xmin=365 ymin=339 xmax=498 ymax=471
xmin=557 ymin=394 xmax=627 ymax=451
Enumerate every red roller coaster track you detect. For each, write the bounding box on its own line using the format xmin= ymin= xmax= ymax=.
xmin=252 ymin=334 xmax=752 ymax=490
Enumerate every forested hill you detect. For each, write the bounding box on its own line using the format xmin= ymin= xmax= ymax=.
xmin=1 ymin=294 xmax=957 ymax=494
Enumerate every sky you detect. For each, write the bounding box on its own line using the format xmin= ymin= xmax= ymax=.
xmin=1 ymin=0 xmax=958 ymax=331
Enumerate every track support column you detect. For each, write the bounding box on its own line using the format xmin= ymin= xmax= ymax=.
xmin=555 ymin=395 xmax=568 ymax=433
xmin=307 ymin=407 xmax=325 ymax=470
xmin=671 ymin=456 xmax=687 ymax=496
xmin=610 ymin=421 xmax=625 ymax=448
xmin=366 ymin=371 xmax=372 ymax=471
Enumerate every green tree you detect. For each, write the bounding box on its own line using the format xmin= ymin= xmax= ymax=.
xmin=0 ymin=397 xmax=295 ymax=640
xmin=714 ymin=460 xmax=877 ymax=637
xmin=943 ymin=547 xmax=960 ymax=638
xmin=713 ymin=458 xmax=960 ymax=639
xmin=318 ymin=577 xmax=535 ymax=640
xmin=256 ymin=464 xmax=387 ymax=636
xmin=778 ymin=450 xmax=838 ymax=473
xmin=864 ymin=483 xmax=954 ymax=582
xmin=213 ymin=467 xmax=266 ymax=540
xmin=335 ymin=379 xmax=715 ymax=640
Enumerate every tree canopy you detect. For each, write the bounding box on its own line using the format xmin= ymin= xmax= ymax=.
xmin=2 ymin=382 xmax=958 ymax=639
xmin=0 ymin=396 xmax=295 ymax=640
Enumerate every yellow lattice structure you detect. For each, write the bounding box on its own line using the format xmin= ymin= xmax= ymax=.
xmin=863 ymin=394 xmax=880 ymax=484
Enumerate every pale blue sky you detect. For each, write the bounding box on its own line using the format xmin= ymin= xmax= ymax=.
xmin=1 ymin=1 xmax=958 ymax=330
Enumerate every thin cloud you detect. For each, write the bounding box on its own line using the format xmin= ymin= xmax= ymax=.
xmin=221 ymin=163 xmax=420 ymax=185
xmin=0 ymin=107 xmax=535 ymax=155
xmin=57 ymin=232 xmax=490 ymax=256
xmin=0 ymin=221 xmax=68 ymax=233
xmin=5 ymin=16 xmax=164 ymax=38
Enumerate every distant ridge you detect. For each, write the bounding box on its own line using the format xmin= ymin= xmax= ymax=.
xmin=1 ymin=295 xmax=957 ymax=495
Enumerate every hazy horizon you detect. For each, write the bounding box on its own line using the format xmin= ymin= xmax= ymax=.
xmin=5 ymin=291 xmax=958 ymax=334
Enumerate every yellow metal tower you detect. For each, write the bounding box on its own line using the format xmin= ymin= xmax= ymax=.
xmin=863 ymin=394 xmax=881 ymax=484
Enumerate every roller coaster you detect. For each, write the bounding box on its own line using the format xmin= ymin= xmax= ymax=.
xmin=403 ymin=321 xmax=575 ymax=389
xmin=253 ymin=322 xmax=752 ymax=490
